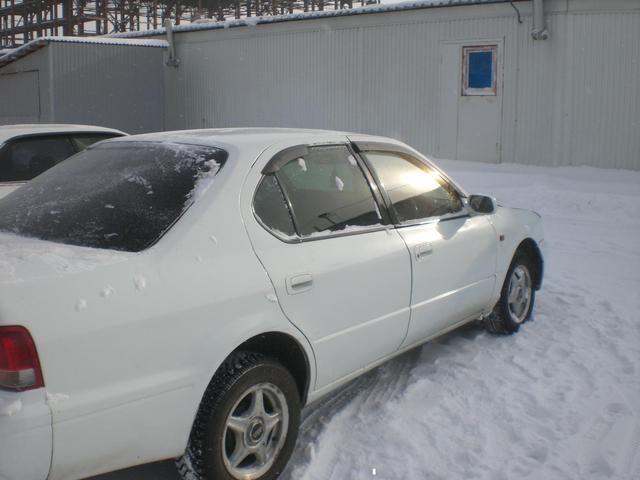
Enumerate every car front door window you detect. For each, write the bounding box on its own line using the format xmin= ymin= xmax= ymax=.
xmin=363 ymin=150 xmax=464 ymax=224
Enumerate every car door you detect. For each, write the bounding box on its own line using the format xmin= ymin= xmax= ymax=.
xmin=242 ymin=139 xmax=412 ymax=390
xmin=355 ymin=143 xmax=498 ymax=347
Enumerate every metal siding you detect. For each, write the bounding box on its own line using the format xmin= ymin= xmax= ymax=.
xmin=50 ymin=43 xmax=165 ymax=134
xmin=511 ymin=13 xmax=560 ymax=167
xmin=2 ymin=2 xmax=635 ymax=168
xmin=0 ymin=48 xmax=51 ymax=124
xmin=567 ymin=11 xmax=640 ymax=170
xmin=168 ymin=27 xmax=362 ymax=132
xmin=167 ymin=1 xmax=639 ymax=169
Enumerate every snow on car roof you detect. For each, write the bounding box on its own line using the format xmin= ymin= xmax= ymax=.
xmin=109 ymin=127 xmax=363 ymax=150
xmin=0 ymin=124 xmax=127 ymax=144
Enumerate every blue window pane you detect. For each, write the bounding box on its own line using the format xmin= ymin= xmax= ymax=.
xmin=468 ymin=51 xmax=493 ymax=89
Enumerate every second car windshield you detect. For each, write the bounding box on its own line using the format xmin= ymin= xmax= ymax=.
xmin=0 ymin=141 xmax=227 ymax=252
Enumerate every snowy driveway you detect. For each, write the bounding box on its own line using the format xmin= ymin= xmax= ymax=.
xmin=90 ymin=160 xmax=640 ymax=480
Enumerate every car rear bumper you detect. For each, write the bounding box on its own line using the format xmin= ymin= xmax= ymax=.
xmin=0 ymin=388 xmax=51 ymax=480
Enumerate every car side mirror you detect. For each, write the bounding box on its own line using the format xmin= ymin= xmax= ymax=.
xmin=468 ymin=194 xmax=496 ymax=215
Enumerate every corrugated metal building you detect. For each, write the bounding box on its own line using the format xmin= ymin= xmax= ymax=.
xmin=0 ymin=37 xmax=167 ymax=133
xmin=1 ymin=0 xmax=638 ymax=169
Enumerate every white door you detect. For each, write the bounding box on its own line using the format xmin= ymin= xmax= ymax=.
xmin=437 ymin=41 xmax=503 ymax=163
xmin=242 ymin=140 xmax=411 ymax=390
xmin=361 ymin=148 xmax=497 ymax=346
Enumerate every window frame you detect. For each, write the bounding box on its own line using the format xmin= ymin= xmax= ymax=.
xmin=252 ymin=143 xmax=392 ymax=243
xmin=353 ymin=142 xmax=470 ymax=228
xmin=461 ymin=45 xmax=498 ymax=97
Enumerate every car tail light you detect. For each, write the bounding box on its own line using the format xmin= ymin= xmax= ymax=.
xmin=0 ymin=326 xmax=44 ymax=391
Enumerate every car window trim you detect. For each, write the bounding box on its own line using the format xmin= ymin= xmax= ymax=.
xmin=354 ymin=144 xmax=470 ymax=227
xmin=350 ymin=144 xmax=400 ymax=225
xmin=253 ymin=143 xmax=394 ymax=243
xmin=251 ymin=174 xmax=302 ymax=244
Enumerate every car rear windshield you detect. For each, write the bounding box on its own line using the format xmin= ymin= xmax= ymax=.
xmin=0 ymin=141 xmax=227 ymax=252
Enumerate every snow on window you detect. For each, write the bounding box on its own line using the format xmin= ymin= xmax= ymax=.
xmin=335 ymin=176 xmax=345 ymax=191
xmin=0 ymin=142 xmax=227 ymax=252
xmin=297 ymin=157 xmax=308 ymax=172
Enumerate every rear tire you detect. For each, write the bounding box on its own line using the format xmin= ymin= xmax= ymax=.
xmin=485 ymin=253 xmax=535 ymax=335
xmin=177 ymin=351 xmax=301 ymax=480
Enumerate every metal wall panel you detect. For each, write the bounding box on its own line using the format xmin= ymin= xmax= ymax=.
xmin=566 ymin=11 xmax=640 ymax=170
xmin=0 ymin=48 xmax=50 ymax=124
xmin=50 ymin=43 xmax=165 ymax=134
xmin=168 ymin=0 xmax=640 ymax=169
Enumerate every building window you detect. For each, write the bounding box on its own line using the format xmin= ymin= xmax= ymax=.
xmin=462 ymin=45 xmax=497 ymax=96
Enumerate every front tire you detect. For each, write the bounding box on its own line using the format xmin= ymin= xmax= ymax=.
xmin=485 ymin=253 xmax=535 ymax=335
xmin=178 ymin=351 xmax=301 ymax=480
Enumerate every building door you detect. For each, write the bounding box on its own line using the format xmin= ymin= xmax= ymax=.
xmin=437 ymin=41 xmax=503 ymax=163
xmin=0 ymin=71 xmax=40 ymax=124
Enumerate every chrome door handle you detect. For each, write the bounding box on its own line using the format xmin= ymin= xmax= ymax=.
xmin=415 ymin=242 xmax=433 ymax=260
xmin=286 ymin=273 xmax=313 ymax=294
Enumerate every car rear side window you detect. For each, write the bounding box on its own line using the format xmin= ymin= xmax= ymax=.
xmin=0 ymin=135 xmax=76 ymax=182
xmin=364 ymin=151 xmax=463 ymax=223
xmin=275 ymin=145 xmax=382 ymax=238
xmin=254 ymin=174 xmax=296 ymax=238
xmin=0 ymin=142 xmax=227 ymax=252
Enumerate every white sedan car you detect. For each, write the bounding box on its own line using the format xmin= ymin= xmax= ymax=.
xmin=0 ymin=124 xmax=126 ymax=199
xmin=0 ymin=129 xmax=543 ymax=480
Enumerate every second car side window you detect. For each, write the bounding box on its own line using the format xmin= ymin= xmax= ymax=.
xmin=0 ymin=135 xmax=76 ymax=182
xmin=276 ymin=145 xmax=382 ymax=238
xmin=364 ymin=151 xmax=463 ymax=223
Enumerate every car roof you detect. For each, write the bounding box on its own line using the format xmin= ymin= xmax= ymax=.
xmin=0 ymin=124 xmax=127 ymax=144
xmin=108 ymin=127 xmax=402 ymax=152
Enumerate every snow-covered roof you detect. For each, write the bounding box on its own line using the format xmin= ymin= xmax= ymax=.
xmin=0 ymin=36 xmax=167 ymax=69
xmin=110 ymin=0 xmax=515 ymax=39
xmin=110 ymin=127 xmax=353 ymax=149
xmin=0 ymin=124 xmax=127 ymax=144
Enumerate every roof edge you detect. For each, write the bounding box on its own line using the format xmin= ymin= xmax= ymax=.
xmin=108 ymin=0 xmax=516 ymax=39
xmin=0 ymin=36 xmax=167 ymax=69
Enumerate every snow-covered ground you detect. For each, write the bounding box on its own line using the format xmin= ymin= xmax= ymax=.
xmin=91 ymin=160 xmax=640 ymax=480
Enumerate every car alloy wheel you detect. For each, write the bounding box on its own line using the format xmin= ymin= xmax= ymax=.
xmin=222 ymin=383 xmax=289 ymax=479
xmin=506 ymin=264 xmax=532 ymax=324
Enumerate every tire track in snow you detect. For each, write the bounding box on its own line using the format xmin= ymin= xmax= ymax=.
xmin=281 ymin=347 xmax=422 ymax=480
